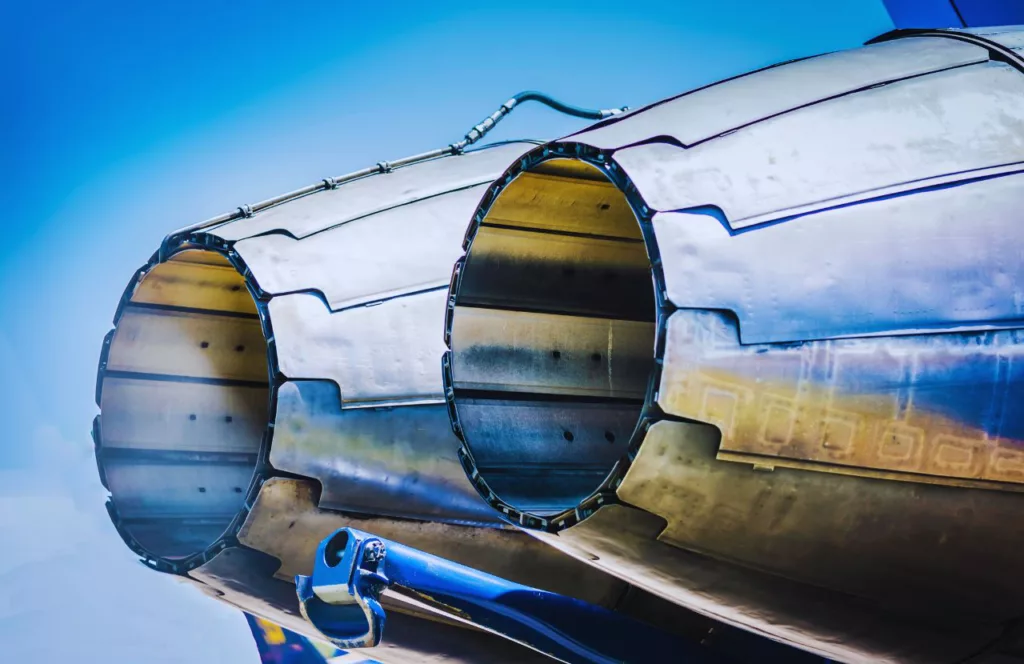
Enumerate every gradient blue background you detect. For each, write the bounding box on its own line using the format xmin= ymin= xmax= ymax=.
xmin=1 ymin=2 xmax=894 ymax=660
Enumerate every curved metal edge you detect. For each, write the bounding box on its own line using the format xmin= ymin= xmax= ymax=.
xmin=93 ymin=236 xmax=277 ymax=575
xmin=444 ymin=142 xmax=674 ymax=534
xmin=868 ymin=28 xmax=1024 ymax=75
xmin=158 ymin=140 xmax=547 ymax=254
xmin=559 ymin=55 xmax=822 ymax=145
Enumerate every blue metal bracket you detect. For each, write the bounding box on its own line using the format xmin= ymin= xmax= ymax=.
xmin=296 ymin=527 xmax=715 ymax=663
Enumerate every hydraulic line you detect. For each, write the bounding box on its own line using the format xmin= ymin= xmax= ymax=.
xmin=160 ymin=92 xmax=627 ymax=259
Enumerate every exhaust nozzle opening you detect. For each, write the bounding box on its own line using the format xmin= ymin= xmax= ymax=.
xmin=448 ymin=158 xmax=657 ymax=518
xmin=97 ymin=249 xmax=270 ymax=563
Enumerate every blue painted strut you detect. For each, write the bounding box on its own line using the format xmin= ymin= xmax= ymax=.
xmin=296 ymin=528 xmax=713 ymax=663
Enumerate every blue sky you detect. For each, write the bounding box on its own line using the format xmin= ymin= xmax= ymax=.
xmin=0 ymin=2 xmax=894 ymax=661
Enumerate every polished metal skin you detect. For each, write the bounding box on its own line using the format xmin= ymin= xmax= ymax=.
xmin=444 ymin=29 xmax=1024 ymax=662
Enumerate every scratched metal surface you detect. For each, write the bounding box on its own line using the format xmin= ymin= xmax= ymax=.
xmin=612 ymin=61 xmax=1024 ymax=228
xmin=269 ymin=289 xmax=448 ymax=405
xmin=233 ymin=184 xmax=488 ymax=310
xmin=567 ymin=36 xmax=987 ymax=151
xmin=650 ymin=171 xmax=1024 ymax=344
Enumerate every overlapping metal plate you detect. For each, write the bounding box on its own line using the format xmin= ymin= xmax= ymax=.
xmin=444 ymin=28 xmax=1024 ymax=663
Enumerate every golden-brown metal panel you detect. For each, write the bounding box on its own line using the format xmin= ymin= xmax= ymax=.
xmin=657 ymin=309 xmax=1024 ymax=489
xmin=618 ymin=420 xmax=1024 ymax=620
xmin=106 ymin=308 xmax=268 ymax=383
xmin=485 ymin=168 xmax=642 ymax=239
xmin=129 ymin=259 xmax=258 ymax=314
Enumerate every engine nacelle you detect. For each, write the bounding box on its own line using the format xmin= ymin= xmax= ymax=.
xmin=443 ymin=27 xmax=1024 ymax=663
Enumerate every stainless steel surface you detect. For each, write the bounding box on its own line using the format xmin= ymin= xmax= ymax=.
xmin=650 ymin=170 xmax=1024 ymax=344
xmin=269 ymin=289 xmax=449 ymax=405
xmin=233 ymin=184 xmax=488 ymax=309
xmin=271 ymin=380 xmax=495 ymax=524
xmin=657 ymin=309 xmax=1024 ymax=488
xmin=209 ymin=143 xmax=530 ymax=241
xmin=965 ymin=26 xmax=1024 ymax=48
xmin=450 ymin=306 xmax=654 ymax=398
xmin=458 ymin=224 xmax=650 ymax=319
xmin=567 ymin=37 xmax=987 ymax=150
xmin=612 ymin=61 xmax=1024 ymax=228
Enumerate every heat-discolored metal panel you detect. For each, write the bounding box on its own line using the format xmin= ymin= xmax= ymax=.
xmin=106 ymin=307 xmax=268 ymax=383
xmin=99 ymin=377 xmax=266 ymax=454
xmin=102 ymin=455 xmax=255 ymax=519
xmin=532 ymin=505 xmax=1000 ymax=664
xmin=612 ymin=62 xmax=1024 ymax=228
xmin=450 ymin=306 xmax=654 ymax=399
xmin=209 ymin=143 xmax=532 ymax=241
xmin=650 ymin=171 xmax=1024 ymax=344
xmin=617 ymin=420 xmax=1024 ymax=619
xmin=657 ymin=309 xmax=1024 ymax=487
xmin=459 ymin=225 xmax=652 ymax=320
xmin=129 ymin=258 xmax=258 ymax=314
xmin=567 ymin=37 xmax=988 ymax=150
xmin=233 ymin=184 xmax=488 ymax=309
xmin=455 ymin=397 xmax=640 ymax=514
xmin=269 ymin=289 xmax=448 ymax=405
xmin=965 ymin=26 xmax=1024 ymax=49
xmin=484 ymin=169 xmax=643 ymax=240
xmin=270 ymin=380 xmax=497 ymax=525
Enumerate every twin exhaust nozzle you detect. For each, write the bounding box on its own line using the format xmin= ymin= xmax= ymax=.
xmin=93 ymin=27 xmax=1024 ymax=664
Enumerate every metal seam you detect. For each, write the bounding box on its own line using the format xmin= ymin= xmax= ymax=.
xmin=868 ymin=28 xmax=1024 ymax=76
